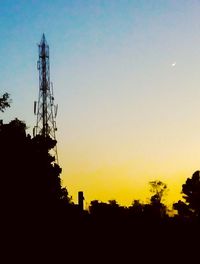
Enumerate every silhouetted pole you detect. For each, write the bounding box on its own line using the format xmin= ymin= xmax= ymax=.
xmin=78 ymin=191 xmax=84 ymax=211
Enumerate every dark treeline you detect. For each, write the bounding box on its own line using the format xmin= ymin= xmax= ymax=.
xmin=1 ymin=94 xmax=200 ymax=263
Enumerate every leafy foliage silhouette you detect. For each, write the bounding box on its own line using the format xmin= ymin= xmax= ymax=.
xmin=174 ymin=170 xmax=200 ymax=220
xmin=0 ymin=119 xmax=70 ymax=209
xmin=0 ymin=93 xmax=11 ymax=112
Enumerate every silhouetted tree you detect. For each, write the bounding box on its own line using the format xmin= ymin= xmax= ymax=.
xmin=129 ymin=199 xmax=144 ymax=217
xmin=173 ymin=200 xmax=192 ymax=220
xmin=0 ymin=118 xmax=71 ymax=219
xmin=174 ymin=171 xmax=200 ymax=220
xmin=144 ymin=180 xmax=168 ymax=220
xmin=149 ymin=180 xmax=167 ymax=204
xmin=89 ymin=199 xmax=126 ymax=226
xmin=0 ymin=93 xmax=11 ymax=112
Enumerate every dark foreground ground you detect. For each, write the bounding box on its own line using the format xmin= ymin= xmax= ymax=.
xmin=2 ymin=211 xmax=200 ymax=264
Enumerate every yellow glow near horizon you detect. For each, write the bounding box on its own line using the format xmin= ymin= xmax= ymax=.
xmin=58 ymin=141 xmax=197 ymax=207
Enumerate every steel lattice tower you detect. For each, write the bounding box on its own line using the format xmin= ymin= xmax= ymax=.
xmin=34 ymin=34 xmax=58 ymax=163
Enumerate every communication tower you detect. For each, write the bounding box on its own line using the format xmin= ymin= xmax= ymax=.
xmin=34 ymin=34 xmax=58 ymax=163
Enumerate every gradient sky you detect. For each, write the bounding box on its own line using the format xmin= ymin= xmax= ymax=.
xmin=1 ymin=0 xmax=200 ymax=207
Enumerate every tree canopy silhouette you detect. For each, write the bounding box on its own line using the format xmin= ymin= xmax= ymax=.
xmin=0 ymin=118 xmax=71 ymax=220
xmin=174 ymin=171 xmax=200 ymax=220
xmin=0 ymin=93 xmax=11 ymax=112
xmin=149 ymin=180 xmax=167 ymax=204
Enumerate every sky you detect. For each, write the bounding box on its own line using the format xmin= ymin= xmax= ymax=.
xmin=1 ymin=0 xmax=200 ymax=207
